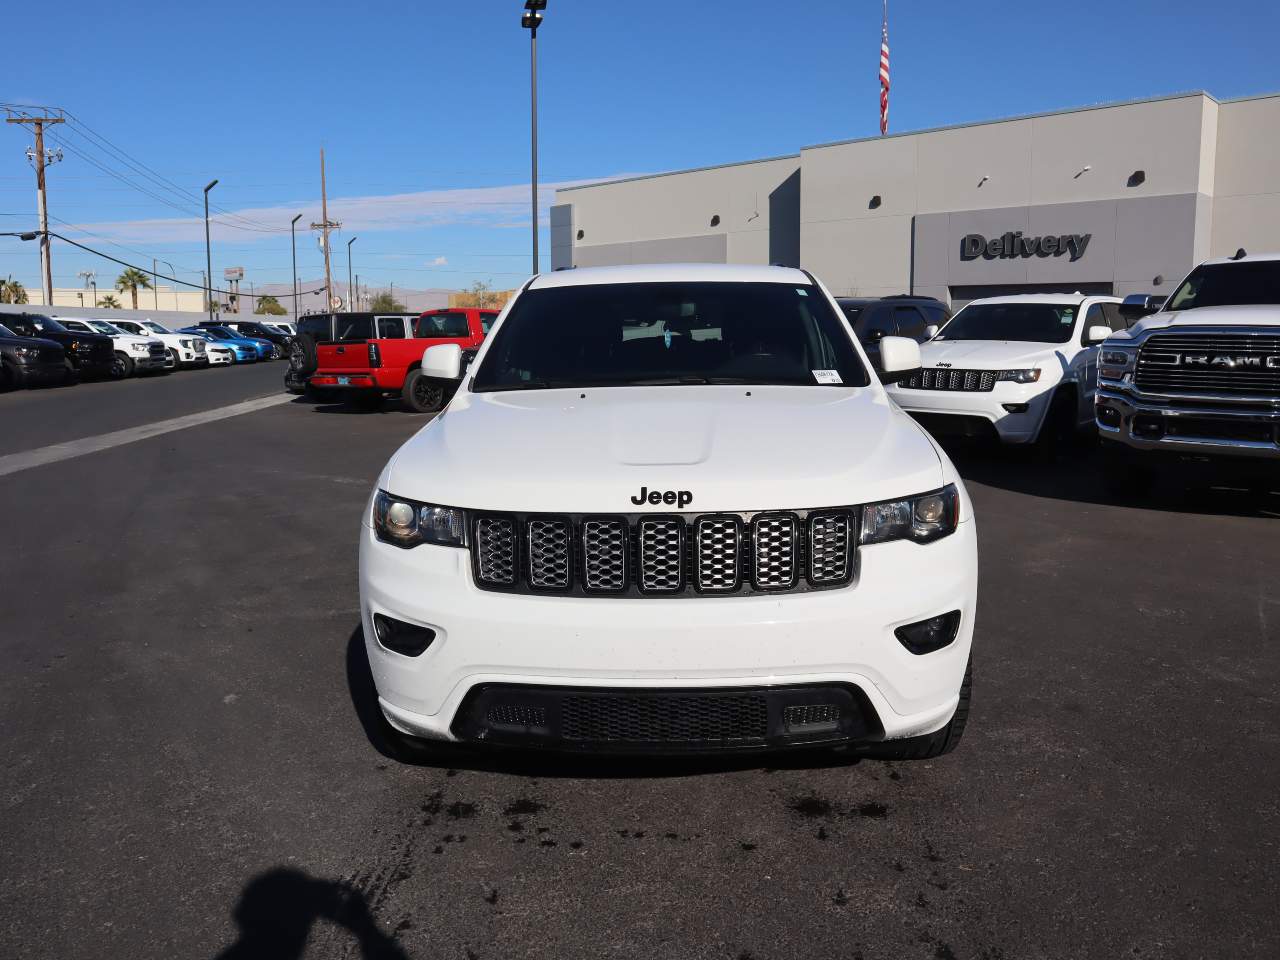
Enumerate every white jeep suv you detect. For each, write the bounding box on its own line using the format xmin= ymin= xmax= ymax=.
xmin=360 ymin=264 xmax=978 ymax=761
xmin=886 ymin=294 xmax=1121 ymax=445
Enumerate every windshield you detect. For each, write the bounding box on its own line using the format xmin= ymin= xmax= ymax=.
xmin=1166 ymin=261 xmax=1280 ymax=311
xmin=0 ymin=323 xmax=15 ymax=338
xmin=934 ymin=302 xmax=1078 ymax=344
xmin=30 ymin=315 xmax=65 ymax=333
xmin=472 ymin=281 xmax=869 ymax=392
xmin=90 ymin=321 xmax=122 ymax=335
xmin=206 ymin=328 xmax=233 ymax=340
xmin=143 ymin=322 xmax=170 ymax=334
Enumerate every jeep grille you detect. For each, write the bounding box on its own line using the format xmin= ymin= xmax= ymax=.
xmin=470 ymin=508 xmax=857 ymax=597
xmin=899 ymin=368 xmax=997 ymax=392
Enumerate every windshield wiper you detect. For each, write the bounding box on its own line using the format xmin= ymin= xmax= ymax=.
xmin=481 ymin=379 xmax=571 ymax=392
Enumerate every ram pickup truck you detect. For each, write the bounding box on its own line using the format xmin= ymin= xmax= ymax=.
xmin=310 ymin=307 xmax=497 ymax=411
xmin=4 ymin=314 xmax=116 ymax=380
xmin=0 ymin=321 xmax=66 ymax=389
xmin=1096 ymin=251 xmax=1280 ymax=492
xmin=111 ymin=319 xmax=208 ymax=368
xmin=57 ymin=318 xmax=168 ymax=377
xmin=360 ymin=263 xmax=977 ymax=762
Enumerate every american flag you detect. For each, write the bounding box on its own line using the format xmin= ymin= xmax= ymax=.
xmin=879 ymin=1 xmax=890 ymax=135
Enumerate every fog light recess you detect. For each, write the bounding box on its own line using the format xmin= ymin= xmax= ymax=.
xmin=1096 ymin=405 xmax=1122 ymax=428
xmin=894 ymin=611 xmax=961 ymax=655
xmin=1001 ymin=403 xmax=1029 ymax=414
xmin=373 ymin=614 xmax=436 ymax=657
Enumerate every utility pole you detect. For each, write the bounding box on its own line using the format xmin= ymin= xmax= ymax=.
xmin=311 ymin=148 xmax=341 ymax=311
xmin=355 ymin=274 xmax=360 ymax=312
xmin=290 ymin=214 xmax=302 ymax=320
xmin=521 ymin=2 xmax=546 ymax=276
xmin=6 ymin=111 xmax=65 ymax=306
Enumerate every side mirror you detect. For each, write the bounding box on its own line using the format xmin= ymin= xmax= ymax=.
xmin=1118 ymin=294 xmax=1166 ymax=318
xmin=1085 ymin=325 xmax=1112 ymax=346
xmin=421 ymin=343 xmax=462 ymax=380
xmin=923 ymin=324 xmax=939 ymax=340
xmin=878 ymin=335 xmax=922 ymax=383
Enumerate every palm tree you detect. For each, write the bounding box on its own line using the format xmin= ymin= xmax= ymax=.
xmin=115 ymin=267 xmax=153 ymax=310
xmin=98 ymin=294 xmax=122 ymax=309
xmin=0 ymin=275 xmax=28 ymax=304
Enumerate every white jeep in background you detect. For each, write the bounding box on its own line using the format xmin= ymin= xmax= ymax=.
xmin=55 ymin=318 xmax=168 ymax=377
xmin=886 ymin=293 xmax=1123 ymax=447
xmin=1095 ymin=251 xmax=1280 ymax=492
xmin=110 ymin=319 xmax=208 ymax=369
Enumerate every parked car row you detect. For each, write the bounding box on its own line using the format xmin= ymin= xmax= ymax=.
xmin=0 ymin=313 xmax=296 ymax=392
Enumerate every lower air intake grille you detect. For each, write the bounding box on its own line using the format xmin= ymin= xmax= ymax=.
xmin=487 ymin=704 xmax=547 ymax=727
xmin=561 ymin=693 xmax=768 ymax=743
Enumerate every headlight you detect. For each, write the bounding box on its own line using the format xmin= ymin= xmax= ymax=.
xmin=373 ymin=490 xmax=467 ymax=549
xmin=180 ymin=339 xmax=192 ymax=349
xmin=995 ymin=369 xmax=1041 ymax=384
xmin=13 ymin=345 xmax=39 ymax=359
xmin=69 ymin=340 xmax=81 ymax=351
xmin=860 ymin=485 xmax=960 ymax=545
xmin=1100 ymin=350 xmax=1134 ymax=367
xmin=130 ymin=342 xmax=148 ymax=352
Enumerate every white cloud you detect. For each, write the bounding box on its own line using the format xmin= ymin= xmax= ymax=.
xmin=54 ymin=175 xmax=640 ymax=246
xmin=431 ymin=255 xmax=448 ymax=266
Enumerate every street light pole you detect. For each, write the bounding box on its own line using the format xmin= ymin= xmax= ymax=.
xmin=291 ymin=213 xmax=302 ymax=320
xmin=522 ymin=1 xmax=546 ymax=276
xmin=152 ymin=258 xmax=174 ymax=311
xmin=347 ymin=236 xmax=357 ymax=312
xmin=203 ymin=179 xmax=218 ymax=321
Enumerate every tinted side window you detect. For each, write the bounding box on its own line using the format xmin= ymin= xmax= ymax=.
xmin=377 ymin=317 xmax=406 ymax=339
xmin=892 ymin=306 xmax=927 ymax=340
xmin=415 ymin=312 xmax=470 ymax=338
xmin=1100 ymin=302 xmax=1128 ymax=331
xmin=480 ymin=312 xmax=499 ymax=335
xmin=299 ymin=317 xmax=330 ymax=340
xmin=1082 ymin=303 xmax=1107 ymax=342
xmin=920 ymin=304 xmax=951 ymax=327
xmin=62 ymin=320 xmax=90 ymax=332
xmin=858 ymin=305 xmax=897 ymax=342
xmin=335 ymin=316 xmax=373 ymax=341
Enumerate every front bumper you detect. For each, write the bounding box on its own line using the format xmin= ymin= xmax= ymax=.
xmin=359 ymin=516 xmax=978 ymax=752
xmin=1096 ymin=386 xmax=1280 ymax=461
xmin=134 ymin=353 xmax=168 ymax=371
xmin=888 ymin=381 xmax=1054 ymax=443
xmin=71 ymin=355 xmax=115 ymax=377
xmin=12 ymin=360 xmax=66 ymax=386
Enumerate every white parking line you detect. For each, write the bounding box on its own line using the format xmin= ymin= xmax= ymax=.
xmin=0 ymin=393 xmax=295 ymax=479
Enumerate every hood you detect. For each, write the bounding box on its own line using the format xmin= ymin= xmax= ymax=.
xmin=1120 ymin=304 xmax=1280 ymax=341
xmin=918 ymin=339 xmax=1065 ymax=368
xmin=0 ymin=333 xmax=62 ymax=352
xmin=385 ymin=385 xmax=945 ymax=514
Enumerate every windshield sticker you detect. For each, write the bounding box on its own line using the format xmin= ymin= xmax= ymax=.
xmin=813 ymin=369 xmax=843 ymax=385
xmin=663 ymin=330 xmax=672 ymax=348
xmin=796 ymin=288 xmax=809 ymax=297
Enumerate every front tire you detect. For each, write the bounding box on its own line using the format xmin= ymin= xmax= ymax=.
xmin=401 ymin=369 xmax=445 ymax=413
xmin=112 ymin=352 xmax=133 ymax=379
xmin=860 ymin=659 xmax=971 ymax=761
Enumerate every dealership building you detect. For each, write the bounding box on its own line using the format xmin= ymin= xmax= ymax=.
xmin=551 ymin=91 xmax=1280 ymax=307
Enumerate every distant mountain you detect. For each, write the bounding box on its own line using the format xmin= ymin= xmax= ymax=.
xmin=247 ymin=280 xmax=453 ymax=315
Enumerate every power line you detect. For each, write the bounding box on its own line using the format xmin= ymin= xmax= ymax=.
xmin=33 ymin=230 xmax=326 ymax=300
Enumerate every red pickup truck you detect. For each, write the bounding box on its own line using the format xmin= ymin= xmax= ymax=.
xmin=310 ymin=307 xmax=498 ymax=411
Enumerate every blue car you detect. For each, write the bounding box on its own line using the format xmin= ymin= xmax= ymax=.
xmin=179 ymin=327 xmax=260 ymax=363
xmin=199 ymin=325 xmax=275 ymax=360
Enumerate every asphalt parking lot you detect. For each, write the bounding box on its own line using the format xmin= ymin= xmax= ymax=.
xmin=2 ymin=365 xmax=1277 ymax=960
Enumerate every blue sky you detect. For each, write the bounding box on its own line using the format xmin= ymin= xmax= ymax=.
xmin=2 ymin=0 xmax=1276 ymax=300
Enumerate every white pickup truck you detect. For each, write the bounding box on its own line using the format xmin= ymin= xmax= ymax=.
xmin=885 ymin=293 xmax=1123 ymax=448
xmin=1095 ymin=251 xmax=1280 ymax=492
xmin=359 ymin=263 xmax=978 ymax=763
xmin=55 ymin=318 xmax=168 ymax=377
xmin=110 ymin=318 xmax=208 ymax=369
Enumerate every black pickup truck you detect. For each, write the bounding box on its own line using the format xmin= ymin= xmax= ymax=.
xmin=0 ymin=321 xmax=67 ymax=389
xmin=3 ymin=313 xmax=117 ymax=380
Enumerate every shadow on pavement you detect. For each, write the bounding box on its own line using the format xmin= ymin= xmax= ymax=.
xmin=344 ymin=626 xmax=863 ymax=779
xmin=938 ymin=434 xmax=1280 ymax=520
xmin=213 ymin=868 xmax=409 ymax=960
